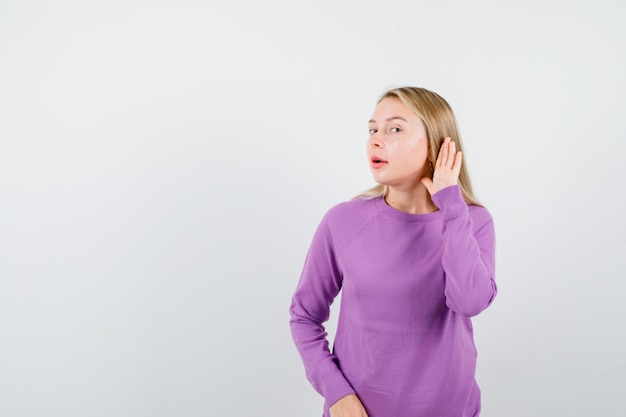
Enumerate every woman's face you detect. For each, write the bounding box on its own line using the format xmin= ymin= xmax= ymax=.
xmin=367 ymin=97 xmax=430 ymax=189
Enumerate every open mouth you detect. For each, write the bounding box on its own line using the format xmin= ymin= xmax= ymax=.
xmin=370 ymin=156 xmax=388 ymax=168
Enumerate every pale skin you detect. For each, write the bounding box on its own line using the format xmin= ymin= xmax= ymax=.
xmin=329 ymin=97 xmax=462 ymax=417
xmin=367 ymin=97 xmax=462 ymax=214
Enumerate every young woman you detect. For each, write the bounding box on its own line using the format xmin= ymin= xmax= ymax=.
xmin=289 ymin=87 xmax=497 ymax=417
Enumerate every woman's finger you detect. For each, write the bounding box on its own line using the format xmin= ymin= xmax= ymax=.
xmin=435 ymin=140 xmax=444 ymax=166
xmin=437 ymin=138 xmax=449 ymax=165
xmin=447 ymin=140 xmax=456 ymax=167
xmin=453 ymin=151 xmax=463 ymax=175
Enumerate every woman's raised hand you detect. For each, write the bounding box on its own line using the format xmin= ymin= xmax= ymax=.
xmin=329 ymin=394 xmax=369 ymax=417
xmin=420 ymin=137 xmax=462 ymax=196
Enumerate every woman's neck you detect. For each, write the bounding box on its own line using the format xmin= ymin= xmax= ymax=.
xmin=384 ymin=184 xmax=438 ymax=214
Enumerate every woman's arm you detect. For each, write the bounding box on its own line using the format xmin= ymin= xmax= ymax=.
xmin=289 ymin=215 xmax=356 ymax=408
xmin=432 ymin=185 xmax=497 ymax=316
xmin=422 ymin=138 xmax=497 ymax=317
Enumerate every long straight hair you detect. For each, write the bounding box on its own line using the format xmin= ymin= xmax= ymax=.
xmin=356 ymin=87 xmax=481 ymax=206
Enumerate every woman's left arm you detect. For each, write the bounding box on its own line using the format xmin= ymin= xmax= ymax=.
xmin=422 ymin=138 xmax=497 ymax=317
xmin=432 ymin=185 xmax=497 ymax=317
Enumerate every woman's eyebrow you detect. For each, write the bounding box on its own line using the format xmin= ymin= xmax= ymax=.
xmin=368 ymin=116 xmax=408 ymax=124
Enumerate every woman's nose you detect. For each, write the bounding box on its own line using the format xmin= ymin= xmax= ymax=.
xmin=369 ymin=133 xmax=384 ymax=148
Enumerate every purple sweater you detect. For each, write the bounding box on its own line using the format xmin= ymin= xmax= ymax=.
xmin=289 ymin=185 xmax=497 ymax=417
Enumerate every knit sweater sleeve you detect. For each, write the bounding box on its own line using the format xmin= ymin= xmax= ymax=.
xmin=289 ymin=212 xmax=356 ymax=407
xmin=431 ymin=185 xmax=497 ymax=317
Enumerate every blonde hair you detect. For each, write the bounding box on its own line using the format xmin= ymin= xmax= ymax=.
xmin=356 ymin=86 xmax=481 ymax=206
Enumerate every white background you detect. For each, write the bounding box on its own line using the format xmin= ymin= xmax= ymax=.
xmin=1 ymin=0 xmax=625 ymax=416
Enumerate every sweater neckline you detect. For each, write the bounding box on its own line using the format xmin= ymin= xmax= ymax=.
xmin=374 ymin=196 xmax=442 ymax=223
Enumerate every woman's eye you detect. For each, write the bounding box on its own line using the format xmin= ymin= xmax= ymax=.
xmin=390 ymin=127 xmax=400 ymax=133
xmin=368 ymin=128 xmax=377 ymax=134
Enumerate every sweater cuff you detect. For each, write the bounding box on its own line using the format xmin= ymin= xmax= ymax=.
xmin=431 ymin=185 xmax=467 ymax=220
xmin=309 ymin=358 xmax=356 ymax=408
